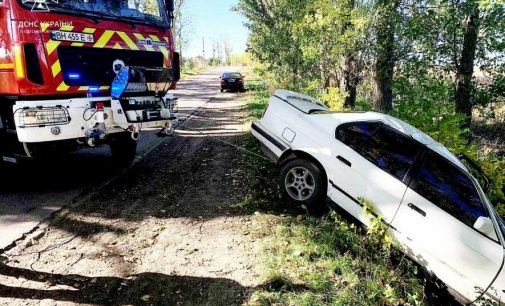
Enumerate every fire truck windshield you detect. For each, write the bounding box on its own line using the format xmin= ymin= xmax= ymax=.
xmin=19 ymin=0 xmax=170 ymax=28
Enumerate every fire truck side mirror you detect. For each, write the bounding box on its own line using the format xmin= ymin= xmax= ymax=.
xmin=166 ymin=0 xmax=174 ymax=14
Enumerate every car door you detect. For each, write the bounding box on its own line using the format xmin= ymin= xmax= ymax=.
xmin=328 ymin=121 xmax=423 ymax=226
xmin=391 ymin=149 xmax=504 ymax=303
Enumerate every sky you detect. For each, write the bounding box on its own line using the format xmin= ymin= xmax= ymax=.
xmin=183 ymin=0 xmax=249 ymax=58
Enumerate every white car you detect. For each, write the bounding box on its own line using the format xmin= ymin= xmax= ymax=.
xmin=252 ymin=89 xmax=505 ymax=305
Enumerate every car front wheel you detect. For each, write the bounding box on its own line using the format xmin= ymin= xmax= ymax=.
xmin=279 ymin=158 xmax=326 ymax=208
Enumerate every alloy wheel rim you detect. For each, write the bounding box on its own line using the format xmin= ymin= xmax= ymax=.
xmin=284 ymin=166 xmax=315 ymax=201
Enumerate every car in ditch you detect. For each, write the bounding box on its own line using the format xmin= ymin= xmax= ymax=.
xmin=251 ymin=89 xmax=505 ymax=305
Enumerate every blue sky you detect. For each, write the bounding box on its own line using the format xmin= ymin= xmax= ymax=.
xmin=183 ymin=0 xmax=248 ymax=58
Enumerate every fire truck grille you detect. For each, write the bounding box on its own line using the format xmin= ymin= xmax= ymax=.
xmin=57 ymin=46 xmax=164 ymax=87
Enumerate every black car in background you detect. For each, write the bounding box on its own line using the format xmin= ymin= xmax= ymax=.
xmin=220 ymin=72 xmax=245 ymax=92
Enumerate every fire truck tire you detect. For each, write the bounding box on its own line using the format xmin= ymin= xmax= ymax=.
xmin=109 ymin=133 xmax=138 ymax=166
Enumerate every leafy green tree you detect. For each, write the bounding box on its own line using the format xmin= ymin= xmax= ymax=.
xmin=372 ymin=0 xmax=401 ymax=112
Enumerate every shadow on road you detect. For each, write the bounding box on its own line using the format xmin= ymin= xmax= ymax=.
xmin=0 ymin=151 xmax=118 ymax=194
xmin=0 ymin=262 xmax=249 ymax=305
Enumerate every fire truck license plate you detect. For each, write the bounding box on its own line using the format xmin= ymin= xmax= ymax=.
xmin=51 ymin=31 xmax=95 ymax=44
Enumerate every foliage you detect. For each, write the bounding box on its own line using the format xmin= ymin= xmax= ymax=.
xmin=320 ymin=87 xmax=347 ymax=111
xmin=236 ymin=0 xmax=504 ymax=113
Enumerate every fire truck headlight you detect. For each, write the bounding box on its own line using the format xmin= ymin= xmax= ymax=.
xmin=18 ymin=107 xmax=70 ymax=127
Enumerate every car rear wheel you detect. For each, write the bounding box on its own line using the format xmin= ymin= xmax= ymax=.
xmin=279 ymin=158 xmax=326 ymax=208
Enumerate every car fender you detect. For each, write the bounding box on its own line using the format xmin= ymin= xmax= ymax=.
xmin=278 ymin=149 xmax=328 ymax=183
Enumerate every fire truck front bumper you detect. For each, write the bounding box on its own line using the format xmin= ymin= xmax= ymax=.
xmin=13 ymin=96 xmax=174 ymax=143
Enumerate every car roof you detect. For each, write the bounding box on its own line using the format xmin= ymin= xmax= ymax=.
xmin=322 ymin=111 xmax=467 ymax=170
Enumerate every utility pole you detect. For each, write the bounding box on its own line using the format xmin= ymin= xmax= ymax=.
xmin=202 ymin=37 xmax=206 ymax=59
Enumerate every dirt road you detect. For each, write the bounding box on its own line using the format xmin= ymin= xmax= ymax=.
xmin=0 ymin=68 xmax=266 ymax=306
xmin=0 ymin=68 xmax=222 ymax=251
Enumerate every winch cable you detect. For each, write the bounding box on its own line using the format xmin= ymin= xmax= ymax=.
xmin=172 ymin=106 xmax=271 ymax=162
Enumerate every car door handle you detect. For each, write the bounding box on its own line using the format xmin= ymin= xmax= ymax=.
xmin=407 ymin=203 xmax=426 ymax=217
xmin=336 ymin=155 xmax=352 ymax=167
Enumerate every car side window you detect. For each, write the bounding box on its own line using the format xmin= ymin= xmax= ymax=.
xmin=336 ymin=121 xmax=422 ymax=181
xmin=414 ymin=150 xmax=487 ymax=228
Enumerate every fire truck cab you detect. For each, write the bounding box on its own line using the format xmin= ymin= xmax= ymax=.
xmin=0 ymin=0 xmax=180 ymax=164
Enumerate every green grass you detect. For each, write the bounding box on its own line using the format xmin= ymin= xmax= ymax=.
xmin=181 ymin=66 xmax=207 ymax=79
xmin=241 ymin=73 xmax=426 ymax=306
xmin=248 ymin=215 xmax=424 ymax=306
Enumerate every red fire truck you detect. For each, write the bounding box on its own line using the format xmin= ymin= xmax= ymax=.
xmin=0 ymin=0 xmax=180 ymax=164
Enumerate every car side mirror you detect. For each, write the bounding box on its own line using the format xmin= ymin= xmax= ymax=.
xmin=474 ymin=216 xmax=494 ymax=236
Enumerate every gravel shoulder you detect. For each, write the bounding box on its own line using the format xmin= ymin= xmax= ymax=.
xmin=0 ymin=87 xmax=267 ymax=306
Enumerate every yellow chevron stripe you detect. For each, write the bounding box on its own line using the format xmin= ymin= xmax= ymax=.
xmin=94 ymin=30 xmax=115 ymax=48
xmin=14 ymin=46 xmax=24 ymax=78
xmin=134 ymin=33 xmax=154 ymax=51
xmin=117 ymin=31 xmax=139 ymax=50
xmin=46 ymin=40 xmax=61 ymax=56
xmin=78 ymin=86 xmax=89 ymax=91
xmin=83 ymin=28 xmax=96 ymax=33
xmin=60 ymin=25 xmax=74 ymax=31
xmin=0 ymin=63 xmax=14 ymax=69
xmin=51 ymin=60 xmax=61 ymax=77
xmin=150 ymin=34 xmax=169 ymax=61
xmin=100 ymin=86 xmax=110 ymax=90
xmin=72 ymin=28 xmax=97 ymax=47
xmin=113 ymin=43 xmax=122 ymax=49
xmin=164 ymin=37 xmax=169 ymax=42
xmin=57 ymin=82 xmax=70 ymax=91
xmin=40 ymin=22 xmax=50 ymax=33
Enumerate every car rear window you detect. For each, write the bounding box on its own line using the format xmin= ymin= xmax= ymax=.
xmin=223 ymin=73 xmax=242 ymax=78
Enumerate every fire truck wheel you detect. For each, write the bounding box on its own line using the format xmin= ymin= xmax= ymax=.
xmin=109 ymin=133 xmax=138 ymax=166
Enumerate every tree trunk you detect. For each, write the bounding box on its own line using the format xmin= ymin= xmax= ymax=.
xmin=372 ymin=0 xmax=400 ymax=112
xmin=341 ymin=0 xmax=357 ymax=108
xmin=454 ymin=5 xmax=480 ymax=124
xmin=343 ymin=55 xmax=357 ymax=108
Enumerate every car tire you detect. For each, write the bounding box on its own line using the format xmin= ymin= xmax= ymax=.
xmin=220 ymin=88 xmax=224 ymax=92
xmin=279 ymin=158 xmax=327 ymax=209
xmin=109 ymin=132 xmax=137 ymax=167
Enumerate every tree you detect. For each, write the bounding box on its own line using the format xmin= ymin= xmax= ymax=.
xmin=372 ymin=0 xmax=401 ymax=112
xmin=454 ymin=2 xmax=480 ymax=122
xmin=173 ymin=0 xmax=193 ymax=60
xmin=222 ymin=38 xmax=233 ymax=65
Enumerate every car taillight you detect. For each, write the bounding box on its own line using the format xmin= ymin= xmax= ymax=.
xmin=238 ymin=79 xmax=243 ymax=83
xmin=220 ymin=79 xmax=225 ymax=84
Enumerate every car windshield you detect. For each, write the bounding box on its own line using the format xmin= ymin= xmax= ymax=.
xmin=223 ymin=73 xmax=242 ymax=78
xmin=19 ymin=0 xmax=169 ymax=28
